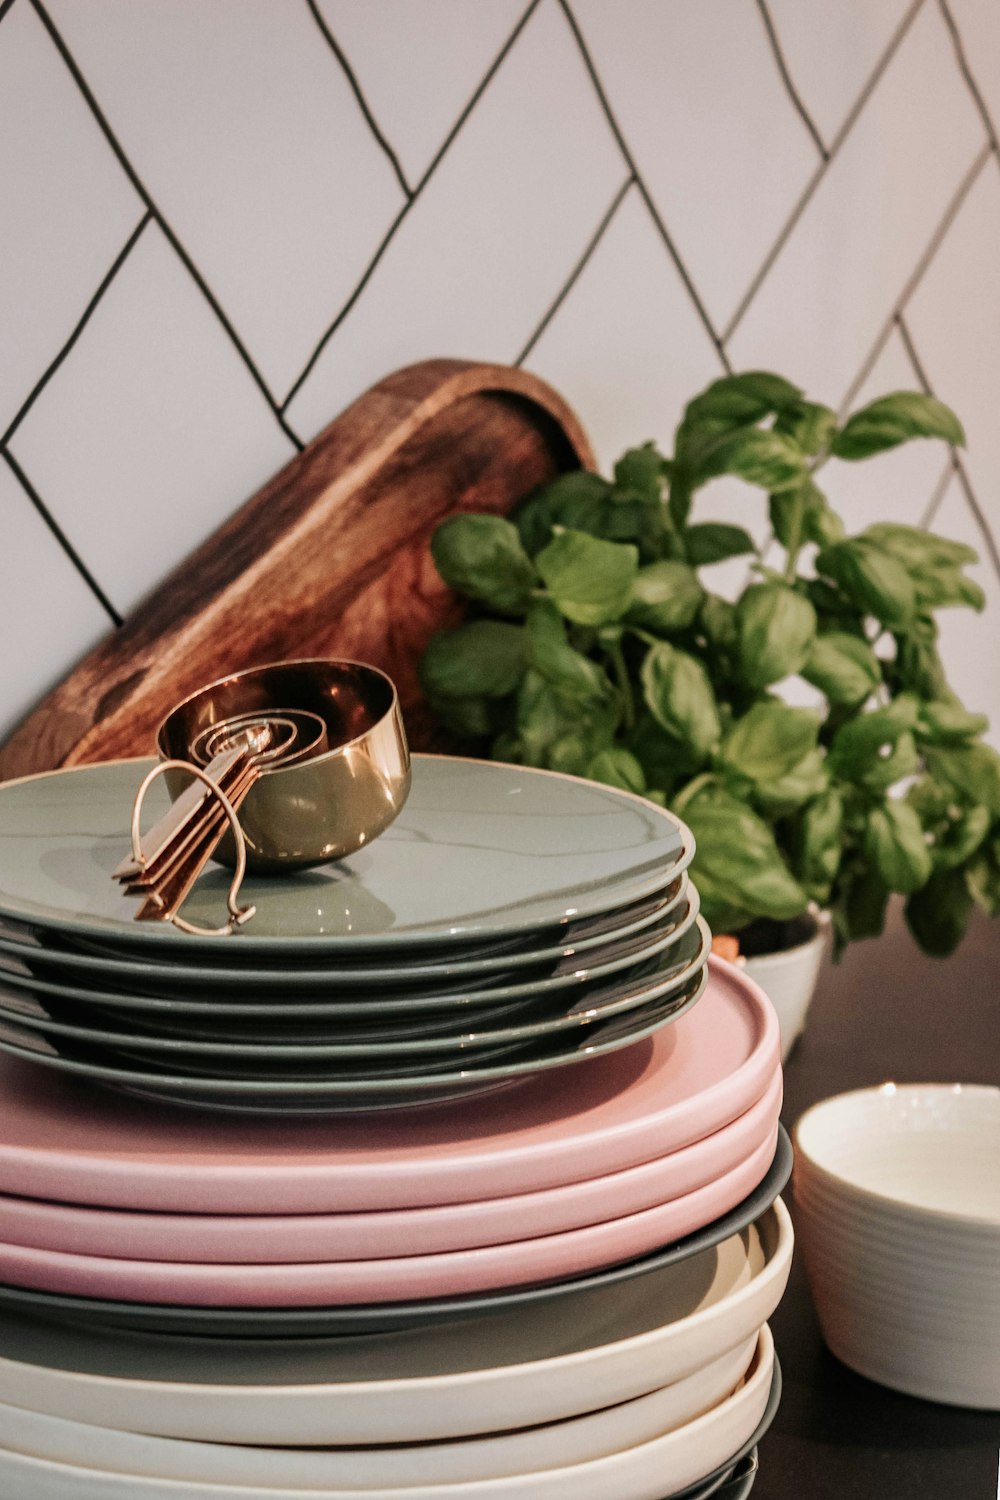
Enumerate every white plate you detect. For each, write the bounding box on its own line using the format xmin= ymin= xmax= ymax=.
xmin=0 ymin=1337 xmax=756 ymax=1488
xmin=0 ymin=1205 xmax=791 ymax=1445
xmin=0 ymin=1327 xmax=773 ymax=1500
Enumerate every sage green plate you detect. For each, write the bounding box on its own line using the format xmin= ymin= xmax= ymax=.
xmin=0 ymin=922 xmax=709 ymax=1066
xmin=0 ymin=757 xmax=689 ymax=953
xmin=0 ymin=969 xmax=707 ymax=1112
xmin=0 ymin=876 xmax=688 ymax=992
xmin=0 ymin=892 xmax=699 ymax=1021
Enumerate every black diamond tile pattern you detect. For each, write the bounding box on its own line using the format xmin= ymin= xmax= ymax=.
xmin=0 ymin=0 xmax=998 ymax=745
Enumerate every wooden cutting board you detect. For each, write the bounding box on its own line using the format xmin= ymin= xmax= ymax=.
xmin=0 ymin=360 xmax=593 ymax=780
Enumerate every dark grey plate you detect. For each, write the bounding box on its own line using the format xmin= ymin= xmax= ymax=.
xmin=0 ymin=757 xmax=690 ymax=952
xmin=0 ymin=923 xmax=708 ymax=1066
xmin=0 ymin=967 xmax=707 ymax=1108
xmin=0 ymin=1127 xmax=789 ymax=1335
xmin=0 ymin=892 xmax=699 ymax=1019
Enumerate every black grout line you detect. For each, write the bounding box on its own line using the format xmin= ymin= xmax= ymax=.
xmin=755 ymin=0 xmax=828 ymax=160
xmin=919 ymin=457 xmax=956 ymax=529
xmin=516 ymin=175 xmax=634 ymax=367
xmin=722 ymin=0 xmax=927 ymax=345
xmin=30 ymin=0 xmax=304 ymax=454
xmin=559 ymin=0 xmax=730 ymax=372
xmin=897 ymin=313 xmax=1000 ymax=576
xmin=951 ymin=453 xmax=1000 ymax=578
xmin=937 ymin=0 xmax=1000 ymax=151
xmin=303 ymin=0 xmax=412 ymax=199
xmin=2 ymin=212 xmax=152 ymax=450
xmin=838 ymin=142 xmax=992 ymax=417
xmin=1 ymin=449 xmax=123 ymax=625
xmin=280 ymin=0 xmax=542 ymax=412
xmin=0 ymin=0 xmax=18 ymax=25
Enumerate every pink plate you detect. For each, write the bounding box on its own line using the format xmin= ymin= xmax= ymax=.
xmin=0 ymin=1070 xmax=781 ymax=1262
xmin=0 ymin=1127 xmax=779 ymax=1305
xmin=0 ymin=958 xmax=779 ymax=1215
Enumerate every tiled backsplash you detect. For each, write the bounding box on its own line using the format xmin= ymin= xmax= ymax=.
xmin=2 ymin=0 xmax=999 ymax=746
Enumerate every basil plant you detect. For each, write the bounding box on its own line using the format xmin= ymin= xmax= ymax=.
xmin=420 ymin=372 xmax=1000 ymax=958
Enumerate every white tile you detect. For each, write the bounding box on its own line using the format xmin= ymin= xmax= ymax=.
xmin=944 ymin=0 xmax=1000 ymax=139
xmin=685 ymin=477 xmax=770 ymax=603
xmin=0 ymin=0 xmax=142 ymax=435
xmin=0 ymin=463 xmax=110 ymax=744
xmin=314 ymin=0 xmax=525 ymax=188
xmin=285 ymin=0 xmax=625 ymax=442
xmin=525 ymin=186 xmax=722 ymax=472
xmin=929 ymin=478 xmax=1000 ymax=751
xmin=906 ymin=165 xmax=1000 ymax=560
xmin=8 ymin=224 xmax=295 ymax=617
xmin=764 ymin=0 xmax=914 ymax=145
xmin=46 ymin=0 xmax=405 ymax=401
xmin=728 ymin=2 xmax=987 ymax=402
xmin=570 ymin=0 xmax=819 ymax=333
xmin=819 ymin=327 xmax=953 ymax=537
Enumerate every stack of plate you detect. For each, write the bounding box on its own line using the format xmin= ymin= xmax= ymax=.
xmin=0 ymin=756 xmax=713 ymax=1113
xmin=0 ymin=752 xmax=792 ymax=1497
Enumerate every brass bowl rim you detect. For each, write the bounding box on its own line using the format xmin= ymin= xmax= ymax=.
xmin=155 ymin=659 xmax=404 ymax=779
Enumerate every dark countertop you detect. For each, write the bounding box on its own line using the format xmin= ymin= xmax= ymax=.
xmin=757 ymin=901 xmax=1000 ymax=1499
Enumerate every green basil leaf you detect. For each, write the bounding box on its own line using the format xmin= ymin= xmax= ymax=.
xmin=515 ymin=669 xmax=573 ymax=765
xmin=752 ymin=747 xmax=829 ymax=817
xmin=626 ymin=714 xmax=704 ymax=790
xmin=430 ymin=515 xmax=537 ymax=615
xmin=933 ymin=804 xmax=991 ymax=872
xmin=686 ymin=428 xmax=807 ymax=492
xmin=536 ymin=529 xmax=639 ymax=627
xmin=895 ymin=616 xmax=949 ymax=699
xmin=924 ymin=742 xmax=1000 ymax=815
xmin=802 ymin=632 xmax=882 ymax=705
xmin=640 ymin=643 xmax=721 ymax=761
xmin=699 ymin=594 xmax=738 ymax=652
xmin=683 ymin=788 xmax=808 ymax=922
xmin=905 ymin=869 xmax=973 ymax=956
xmin=684 ymin=523 xmax=757 ymax=566
xmin=587 ymin=748 xmax=647 ymax=795
xmin=773 ymin=400 xmax=838 ymax=455
xmin=735 ymin=583 xmax=817 ymax=688
xmin=828 ymin=707 xmax=919 ymax=792
xmin=843 ymin=868 xmax=890 ymax=941
xmin=816 ymin=538 xmax=917 ymax=629
xmin=717 ymin=701 xmax=821 ymax=783
xmin=427 ymin=695 xmax=493 ymax=740
xmin=832 ymin=392 xmax=965 ymax=460
xmin=525 ymin=599 xmax=614 ymax=702
xmin=626 ymin=560 xmax=704 ymax=634
xmin=864 ymin=522 xmax=978 ymax=572
xmin=917 ymin=700 xmax=990 ymax=744
xmin=679 ymin=372 xmax=803 ymax=435
xmin=613 ymin=443 xmax=665 ymax=505
xmin=769 ymin=481 xmax=844 ymax=550
xmin=966 ymin=841 xmax=1000 ymax=917
xmin=865 ymin=799 xmax=933 ymax=894
xmin=515 ymin=471 xmax=615 ymax=557
xmin=421 ymin=621 xmax=525 ymax=701
xmin=796 ymin=788 xmax=844 ymax=901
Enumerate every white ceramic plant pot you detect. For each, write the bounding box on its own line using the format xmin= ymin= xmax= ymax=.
xmin=741 ymin=914 xmax=829 ymax=1062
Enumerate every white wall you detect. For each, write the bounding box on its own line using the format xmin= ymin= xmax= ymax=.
xmin=2 ymin=0 xmax=999 ymax=743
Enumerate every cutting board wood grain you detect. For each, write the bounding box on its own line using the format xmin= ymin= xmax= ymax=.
xmin=0 ymin=360 xmax=593 ymax=780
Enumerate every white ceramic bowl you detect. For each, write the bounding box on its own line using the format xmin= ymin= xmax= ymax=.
xmin=794 ymin=1083 xmax=1000 ymax=1407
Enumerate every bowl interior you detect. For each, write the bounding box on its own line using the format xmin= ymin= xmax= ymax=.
xmin=796 ymin=1084 xmax=1000 ymax=1224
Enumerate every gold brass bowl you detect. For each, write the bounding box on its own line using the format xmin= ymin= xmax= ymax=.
xmin=156 ymin=661 xmax=410 ymax=873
